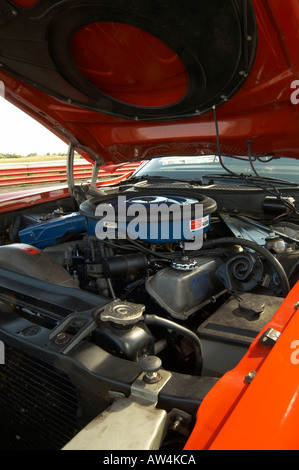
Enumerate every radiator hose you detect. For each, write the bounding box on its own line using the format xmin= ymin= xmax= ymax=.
xmin=143 ymin=314 xmax=203 ymax=376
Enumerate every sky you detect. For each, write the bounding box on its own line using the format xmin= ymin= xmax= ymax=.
xmin=0 ymin=97 xmax=68 ymax=156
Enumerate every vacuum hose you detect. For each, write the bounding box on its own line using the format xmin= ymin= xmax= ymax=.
xmin=203 ymin=237 xmax=290 ymax=297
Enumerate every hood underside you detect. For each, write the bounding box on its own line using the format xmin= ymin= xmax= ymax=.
xmin=0 ymin=0 xmax=299 ymax=163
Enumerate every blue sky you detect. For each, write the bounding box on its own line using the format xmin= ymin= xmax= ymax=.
xmin=0 ymin=97 xmax=68 ymax=155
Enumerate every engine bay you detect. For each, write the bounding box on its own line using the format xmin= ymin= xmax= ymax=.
xmin=1 ymin=0 xmax=299 ymax=450
xmin=0 ymin=172 xmax=299 ymax=448
xmin=1 ymin=177 xmax=299 ymax=382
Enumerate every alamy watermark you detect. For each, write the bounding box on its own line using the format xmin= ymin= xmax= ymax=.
xmin=94 ymin=196 xmax=207 ymax=250
xmin=0 ymin=340 xmax=4 ymax=365
xmin=290 ymin=340 xmax=299 ymax=364
xmin=0 ymin=80 xmax=4 ymax=99
xmin=290 ymin=80 xmax=299 ymax=104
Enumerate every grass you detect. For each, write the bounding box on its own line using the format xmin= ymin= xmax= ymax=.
xmin=0 ymin=154 xmax=84 ymax=163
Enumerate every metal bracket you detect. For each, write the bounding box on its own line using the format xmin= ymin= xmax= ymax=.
xmin=259 ymin=327 xmax=281 ymax=347
xmin=62 ymin=362 xmax=172 ymax=450
xmin=131 ymin=368 xmax=172 ymax=405
xmin=48 ymin=306 xmax=105 ymax=354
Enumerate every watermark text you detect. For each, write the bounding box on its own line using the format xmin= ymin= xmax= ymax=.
xmin=290 ymin=80 xmax=299 ymax=105
xmin=0 ymin=80 xmax=4 ymax=99
xmin=94 ymin=196 xmax=206 ymax=250
xmin=290 ymin=340 xmax=299 ymax=364
xmin=0 ymin=340 xmax=4 ymax=364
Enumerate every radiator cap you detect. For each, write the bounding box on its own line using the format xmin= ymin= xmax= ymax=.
xmin=101 ymin=300 xmax=145 ymax=326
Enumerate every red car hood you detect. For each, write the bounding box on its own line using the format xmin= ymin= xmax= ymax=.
xmin=0 ymin=0 xmax=298 ymax=163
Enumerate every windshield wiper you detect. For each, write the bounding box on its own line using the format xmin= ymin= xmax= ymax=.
xmin=204 ymin=172 xmax=299 ymax=216
xmin=124 ymin=174 xmax=202 ymax=185
xmin=203 ymin=173 xmax=299 ymax=186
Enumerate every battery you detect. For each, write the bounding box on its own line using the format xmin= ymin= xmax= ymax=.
xmin=197 ymin=293 xmax=284 ymax=377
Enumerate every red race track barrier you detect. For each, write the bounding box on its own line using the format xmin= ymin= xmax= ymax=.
xmin=0 ymin=161 xmax=140 ymax=187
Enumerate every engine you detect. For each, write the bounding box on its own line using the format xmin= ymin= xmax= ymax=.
xmin=1 ymin=187 xmax=297 ymax=377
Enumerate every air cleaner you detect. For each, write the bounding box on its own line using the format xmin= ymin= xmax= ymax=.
xmin=80 ymin=190 xmax=217 ymax=248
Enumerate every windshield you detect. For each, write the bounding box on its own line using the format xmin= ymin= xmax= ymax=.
xmin=132 ymin=155 xmax=299 ymax=184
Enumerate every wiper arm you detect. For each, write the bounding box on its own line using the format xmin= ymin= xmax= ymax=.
xmin=203 ymin=173 xmax=299 ymax=186
xmin=204 ymin=173 xmax=299 ymax=216
xmin=251 ymin=175 xmax=298 ymax=186
xmin=125 ymin=174 xmax=202 ymax=185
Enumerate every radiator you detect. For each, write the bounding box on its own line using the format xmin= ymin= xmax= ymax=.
xmin=0 ymin=344 xmax=81 ymax=450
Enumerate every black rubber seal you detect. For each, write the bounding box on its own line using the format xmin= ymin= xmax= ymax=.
xmin=0 ymin=0 xmax=257 ymax=121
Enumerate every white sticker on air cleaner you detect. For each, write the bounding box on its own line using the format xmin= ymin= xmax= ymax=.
xmin=103 ymin=221 xmax=118 ymax=229
xmin=190 ymin=215 xmax=209 ymax=231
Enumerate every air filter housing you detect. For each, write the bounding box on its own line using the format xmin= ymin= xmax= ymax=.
xmin=80 ymin=190 xmax=217 ymax=244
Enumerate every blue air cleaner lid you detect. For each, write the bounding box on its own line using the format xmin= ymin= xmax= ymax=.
xmin=80 ymin=190 xmax=217 ymax=244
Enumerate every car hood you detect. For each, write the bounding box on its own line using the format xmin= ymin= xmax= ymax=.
xmin=0 ymin=0 xmax=298 ymax=164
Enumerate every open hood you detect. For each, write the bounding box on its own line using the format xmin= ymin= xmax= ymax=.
xmin=0 ymin=0 xmax=298 ymax=163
